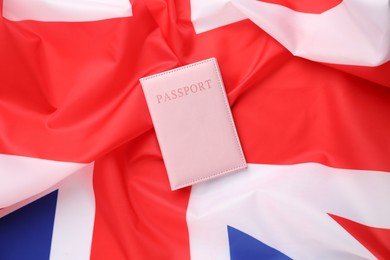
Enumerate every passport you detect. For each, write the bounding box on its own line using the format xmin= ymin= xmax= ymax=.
xmin=140 ymin=58 xmax=246 ymax=190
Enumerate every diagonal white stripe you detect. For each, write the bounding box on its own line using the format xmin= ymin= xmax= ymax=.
xmin=187 ymin=163 xmax=390 ymax=259
xmin=191 ymin=0 xmax=390 ymax=66
xmin=0 ymin=154 xmax=89 ymax=208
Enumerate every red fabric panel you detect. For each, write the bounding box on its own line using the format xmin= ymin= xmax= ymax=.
xmin=330 ymin=214 xmax=390 ymax=259
xmin=91 ymin=133 xmax=191 ymax=260
xmin=0 ymin=2 xmax=177 ymax=162
xmin=1 ymin=0 xmax=390 ymax=259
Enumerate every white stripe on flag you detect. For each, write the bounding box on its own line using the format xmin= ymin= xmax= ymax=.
xmin=191 ymin=0 xmax=247 ymax=36
xmin=191 ymin=0 xmax=390 ymax=66
xmin=187 ymin=163 xmax=390 ymax=259
xmin=50 ymin=163 xmax=95 ymax=260
xmin=2 ymin=0 xmax=132 ymax=22
xmin=0 ymin=154 xmax=89 ymax=208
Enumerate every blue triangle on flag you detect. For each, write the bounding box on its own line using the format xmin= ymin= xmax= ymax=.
xmin=227 ymin=225 xmax=292 ymax=260
xmin=0 ymin=190 xmax=58 ymax=260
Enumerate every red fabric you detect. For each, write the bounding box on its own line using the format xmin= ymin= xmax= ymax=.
xmin=92 ymin=136 xmax=191 ymax=260
xmin=1 ymin=0 xmax=390 ymax=259
xmin=0 ymin=2 xmax=176 ymax=162
xmin=92 ymin=1 xmax=390 ymax=259
xmin=330 ymin=214 xmax=390 ymax=260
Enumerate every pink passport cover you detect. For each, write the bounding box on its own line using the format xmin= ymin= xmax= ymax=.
xmin=140 ymin=58 xmax=247 ymax=190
